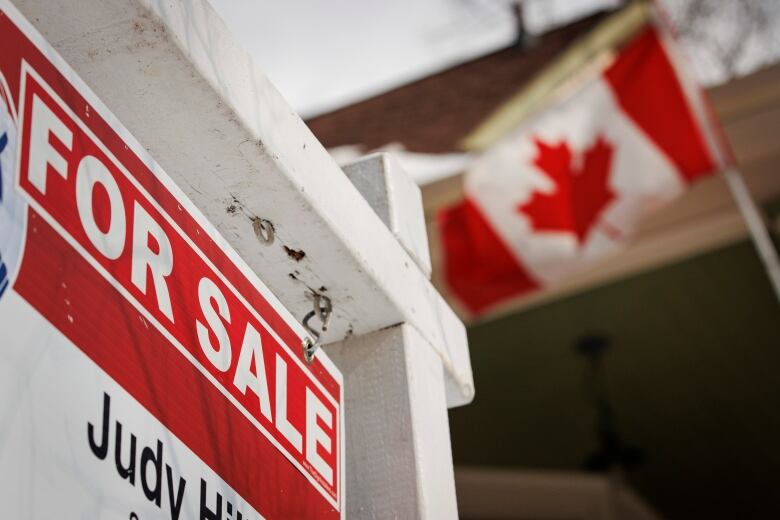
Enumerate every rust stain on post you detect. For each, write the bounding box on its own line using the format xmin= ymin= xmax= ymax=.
xmin=284 ymin=246 xmax=306 ymax=262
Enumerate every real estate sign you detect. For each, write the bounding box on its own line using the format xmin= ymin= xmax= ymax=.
xmin=0 ymin=3 xmax=343 ymax=518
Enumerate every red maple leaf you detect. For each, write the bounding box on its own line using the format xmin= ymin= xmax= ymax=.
xmin=518 ymin=135 xmax=616 ymax=243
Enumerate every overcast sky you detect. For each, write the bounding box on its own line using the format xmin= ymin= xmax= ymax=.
xmin=209 ymin=0 xmax=780 ymax=119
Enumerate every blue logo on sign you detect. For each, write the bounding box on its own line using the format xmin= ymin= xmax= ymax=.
xmin=0 ymin=130 xmax=8 ymax=298
xmin=0 ymin=250 xmax=7 ymax=298
xmin=0 ymin=131 xmax=6 ymax=201
xmin=0 ymin=75 xmax=25 ymax=303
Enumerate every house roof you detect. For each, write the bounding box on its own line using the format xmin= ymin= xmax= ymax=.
xmin=306 ymin=12 xmax=609 ymax=154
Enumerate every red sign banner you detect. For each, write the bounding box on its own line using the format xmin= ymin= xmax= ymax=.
xmin=0 ymin=3 xmax=342 ymax=519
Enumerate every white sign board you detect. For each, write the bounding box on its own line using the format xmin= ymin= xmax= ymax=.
xmin=0 ymin=3 xmax=343 ymax=518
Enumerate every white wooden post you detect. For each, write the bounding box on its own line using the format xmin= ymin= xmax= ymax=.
xmin=328 ymin=153 xmax=467 ymax=517
xmin=12 ymin=0 xmax=474 ymax=517
xmin=326 ymin=325 xmax=458 ymax=518
xmin=342 ymin=152 xmax=432 ymax=277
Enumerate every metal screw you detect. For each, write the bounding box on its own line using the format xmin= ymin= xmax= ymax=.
xmin=252 ymin=217 xmax=274 ymax=245
xmin=302 ymin=336 xmax=317 ymax=364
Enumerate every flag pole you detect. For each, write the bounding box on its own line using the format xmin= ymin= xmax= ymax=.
xmin=721 ymin=167 xmax=780 ymax=301
xmin=651 ymin=0 xmax=780 ymax=302
xmin=689 ymin=59 xmax=780 ymax=303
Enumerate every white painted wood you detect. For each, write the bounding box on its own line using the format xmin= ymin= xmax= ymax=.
xmin=341 ymin=152 xmax=473 ymax=406
xmin=328 ymin=154 xmax=461 ymax=518
xmin=335 ymin=149 xmax=467 ymax=517
xmin=343 ymin=153 xmax=432 ymax=277
xmin=15 ymin=2 xmax=472 ymax=517
xmin=325 ymin=325 xmax=459 ymax=519
xmin=13 ymin=0 xmax=473 ymax=407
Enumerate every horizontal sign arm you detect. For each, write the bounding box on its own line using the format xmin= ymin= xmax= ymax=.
xmin=16 ymin=0 xmax=473 ymax=406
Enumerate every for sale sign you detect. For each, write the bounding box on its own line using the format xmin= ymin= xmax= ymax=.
xmin=0 ymin=3 xmax=343 ymax=519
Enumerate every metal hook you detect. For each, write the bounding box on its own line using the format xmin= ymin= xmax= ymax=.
xmin=302 ymin=310 xmax=320 ymax=342
xmin=252 ymin=217 xmax=275 ymax=246
xmin=301 ymin=294 xmax=332 ymax=364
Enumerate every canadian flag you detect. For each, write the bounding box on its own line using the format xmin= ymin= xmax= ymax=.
xmin=438 ymin=26 xmax=722 ymax=315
